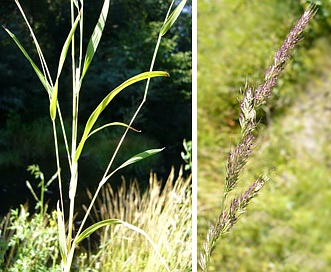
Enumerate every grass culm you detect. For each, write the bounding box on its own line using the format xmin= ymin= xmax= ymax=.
xmin=2 ymin=0 xmax=190 ymax=271
xmin=198 ymin=4 xmax=317 ymax=271
xmin=0 ymin=166 xmax=192 ymax=271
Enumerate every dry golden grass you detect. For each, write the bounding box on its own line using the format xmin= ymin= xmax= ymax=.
xmin=81 ymin=167 xmax=192 ymax=272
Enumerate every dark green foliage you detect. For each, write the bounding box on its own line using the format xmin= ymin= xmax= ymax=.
xmin=0 ymin=0 xmax=191 ymax=213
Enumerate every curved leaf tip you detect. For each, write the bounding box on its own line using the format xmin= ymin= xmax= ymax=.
xmin=74 ymin=71 xmax=169 ymax=162
xmin=160 ymin=0 xmax=187 ymax=36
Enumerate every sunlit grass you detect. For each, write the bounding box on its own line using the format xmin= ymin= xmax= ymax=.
xmin=3 ymin=0 xmax=189 ymax=270
xmin=198 ymin=0 xmax=331 ymax=270
xmin=1 ymin=167 xmax=192 ymax=271
xmin=80 ymin=167 xmax=192 ymax=272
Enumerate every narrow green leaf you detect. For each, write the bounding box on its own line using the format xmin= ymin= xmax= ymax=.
xmin=81 ymin=0 xmax=110 ymax=81
xmin=75 ymin=219 xmax=121 ymax=244
xmin=57 ymin=12 xmax=81 ymax=80
xmin=75 ymin=219 xmax=170 ymax=272
xmin=50 ymin=81 xmax=58 ymax=120
xmin=160 ymin=0 xmax=187 ymax=36
xmin=88 ymin=122 xmax=140 ymax=138
xmin=3 ymin=27 xmax=52 ymax=94
xmin=57 ymin=202 xmax=67 ymax=264
xmin=115 ymin=148 xmax=164 ymax=172
xmin=74 ymin=71 xmax=169 ymax=162
xmin=103 ymin=148 xmax=164 ymax=184
xmin=50 ymin=11 xmax=81 ymax=120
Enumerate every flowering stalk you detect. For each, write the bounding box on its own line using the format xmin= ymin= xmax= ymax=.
xmin=199 ymin=4 xmax=317 ymax=271
xmin=254 ymin=6 xmax=317 ymax=107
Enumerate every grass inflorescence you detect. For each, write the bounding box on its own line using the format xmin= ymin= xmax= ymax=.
xmin=199 ymin=4 xmax=317 ymax=271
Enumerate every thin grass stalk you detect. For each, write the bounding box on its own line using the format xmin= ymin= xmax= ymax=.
xmin=66 ymin=0 xmax=85 ymax=265
xmin=6 ymin=0 xmax=185 ymax=270
xmin=51 ymin=121 xmax=63 ymax=206
xmin=51 ymin=119 xmax=67 ymax=263
xmin=199 ymin=4 xmax=317 ymax=271
xmin=101 ymin=0 xmax=179 ymax=183
xmin=14 ymin=0 xmax=71 ymax=165
xmin=77 ymin=0 xmax=84 ymax=78
xmin=58 ymin=109 xmax=72 ymax=170
xmin=65 ymin=184 xmax=103 ymax=272
xmin=14 ymin=1 xmax=71 ymax=217
xmin=73 ymin=0 xmax=178 ymax=244
xmin=67 ymin=0 xmax=79 ymax=250
xmin=101 ymin=18 xmax=164 ymax=181
xmin=14 ymin=0 xmax=53 ymax=86
xmin=75 ymin=184 xmax=103 ymax=239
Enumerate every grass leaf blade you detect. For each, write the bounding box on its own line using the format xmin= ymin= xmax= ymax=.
xmin=57 ymin=202 xmax=67 ymax=264
xmin=74 ymin=71 xmax=169 ymax=162
xmin=50 ymin=11 xmax=81 ymax=120
xmin=88 ymin=122 xmax=140 ymax=138
xmin=57 ymin=11 xmax=81 ymax=79
xmin=75 ymin=218 xmax=170 ymax=271
xmin=81 ymin=0 xmax=110 ymax=81
xmin=75 ymin=219 xmax=121 ymax=245
xmin=50 ymin=81 xmax=58 ymax=120
xmin=3 ymin=27 xmax=52 ymax=94
xmin=102 ymin=148 xmax=164 ymax=184
xmin=115 ymin=148 xmax=164 ymax=171
xmin=160 ymin=0 xmax=187 ymax=36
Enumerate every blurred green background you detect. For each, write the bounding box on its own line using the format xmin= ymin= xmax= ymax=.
xmin=198 ymin=0 xmax=331 ymax=271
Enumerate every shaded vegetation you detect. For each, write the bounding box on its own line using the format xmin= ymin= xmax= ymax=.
xmin=0 ymin=0 xmax=192 ymax=214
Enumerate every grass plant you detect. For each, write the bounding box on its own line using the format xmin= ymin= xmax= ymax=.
xmin=80 ymin=167 xmax=192 ymax=271
xmin=1 ymin=165 xmax=192 ymax=271
xmin=198 ymin=4 xmax=317 ymax=271
xmin=3 ymin=0 xmax=189 ymax=270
